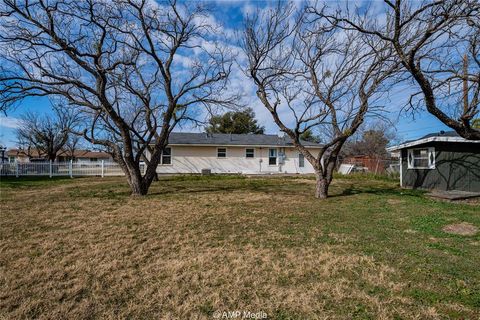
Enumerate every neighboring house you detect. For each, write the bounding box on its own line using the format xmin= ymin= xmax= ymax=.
xmin=150 ymin=132 xmax=322 ymax=174
xmin=7 ymin=148 xmax=112 ymax=163
xmin=387 ymin=131 xmax=480 ymax=192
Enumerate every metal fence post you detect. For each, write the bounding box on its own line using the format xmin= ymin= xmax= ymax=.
xmin=69 ymin=160 xmax=73 ymax=178
xmin=49 ymin=160 xmax=52 ymax=178
xmin=101 ymin=160 xmax=104 ymax=178
xmin=15 ymin=162 xmax=19 ymax=178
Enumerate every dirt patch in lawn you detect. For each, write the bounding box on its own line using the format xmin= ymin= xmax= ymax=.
xmin=387 ymin=199 xmax=405 ymax=205
xmin=442 ymin=222 xmax=478 ymax=236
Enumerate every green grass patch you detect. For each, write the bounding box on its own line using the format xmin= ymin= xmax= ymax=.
xmin=0 ymin=176 xmax=76 ymax=189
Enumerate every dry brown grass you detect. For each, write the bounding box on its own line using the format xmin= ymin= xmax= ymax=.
xmin=442 ymin=222 xmax=478 ymax=236
xmin=1 ymin=176 xmax=479 ymax=319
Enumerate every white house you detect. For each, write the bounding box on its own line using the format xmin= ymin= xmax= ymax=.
xmin=152 ymin=132 xmax=322 ymax=174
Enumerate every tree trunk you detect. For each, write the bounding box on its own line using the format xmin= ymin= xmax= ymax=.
xmin=128 ymin=174 xmax=148 ymax=196
xmin=315 ymin=173 xmax=329 ymax=199
xmin=127 ymin=161 xmax=160 ymax=196
xmin=115 ymin=146 xmax=163 ymax=197
xmin=121 ymin=161 xmax=149 ymax=197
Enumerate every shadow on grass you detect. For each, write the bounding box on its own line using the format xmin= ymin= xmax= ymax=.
xmin=331 ymin=184 xmax=426 ymax=198
xmin=147 ymin=180 xmax=302 ymax=197
xmin=6 ymin=174 xmax=427 ymax=202
xmin=0 ymin=176 xmax=76 ymax=189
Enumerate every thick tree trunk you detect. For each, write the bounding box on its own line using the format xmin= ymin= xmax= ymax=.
xmin=128 ymin=173 xmax=148 ymax=196
xmin=120 ymin=160 xmax=149 ymax=197
xmin=128 ymin=162 xmax=160 ymax=196
xmin=315 ymin=173 xmax=329 ymax=199
xmin=117 ymin=143 xmax=165 ymax=197
xmin=140 ymin=163 xmax=159 ymax=195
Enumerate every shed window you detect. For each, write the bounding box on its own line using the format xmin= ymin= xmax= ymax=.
xmin=217 ymin=147 xmax=227 ymax=158
xmin=407 ymin=147 xmax=435 ymax=169
xmin=161 ymin=147 xmax=171 ymax=165
xmin=245 ymin=148 xmax=255 ymax=158
xmin=298 ymin=153 xmax=305 ymax=168
xmin=269 ymin=148 xmax=277 ymax=165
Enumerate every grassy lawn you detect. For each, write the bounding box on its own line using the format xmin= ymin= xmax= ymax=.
xmin=0 ymin=175 xmax=479 ymax=319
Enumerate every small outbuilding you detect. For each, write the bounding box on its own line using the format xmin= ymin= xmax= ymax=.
xmin=387 ymin=131 xmax=480 ymax=192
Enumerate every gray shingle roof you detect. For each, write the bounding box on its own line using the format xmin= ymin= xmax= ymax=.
xmin=387 ymin=130 xmax=479 ymax=151
xmin=419 ymin=131 xmax=460 ymax=139
xmin=167 ymin=132 xmax=321 ymax=147
xmin=403 ymin=131 xmax=459 ymax=144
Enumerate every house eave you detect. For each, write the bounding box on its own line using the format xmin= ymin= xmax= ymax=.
xmin=387 ymin=136 xmax=480 ymax=152
xmin=150 ymin=143 xmax=322 ymax=148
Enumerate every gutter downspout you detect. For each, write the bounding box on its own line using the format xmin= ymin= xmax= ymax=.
xmin=399 ymin=152 xmax=403 ymax=187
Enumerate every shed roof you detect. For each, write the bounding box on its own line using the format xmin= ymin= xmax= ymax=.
xmin=165 ymin=132 xmax=321 ymax=147
xmin=387 ymin=131 xmax=480 ymax=151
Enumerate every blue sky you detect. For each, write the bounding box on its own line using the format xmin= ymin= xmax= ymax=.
xmin=0 ymin=0 xmax=451 ymax=148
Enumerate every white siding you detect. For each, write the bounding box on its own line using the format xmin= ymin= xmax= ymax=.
xmin=153 ymin=146 xmax=319 ymax=174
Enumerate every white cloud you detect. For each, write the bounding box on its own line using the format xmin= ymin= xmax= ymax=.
xmin=241 ymin=2 xmax=255 ymax=16
xmin=0 ymin=116 xmax=22 ymax=129
xmin=214 ymin=0 xmax=248 ymax=5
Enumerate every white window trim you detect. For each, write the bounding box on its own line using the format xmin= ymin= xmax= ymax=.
xmin=160 ymin=147 xmax=173 ymax=166
xmin=245 ymin=148 xmax=255 ymax=158
xmin=268 ymin=148 xmax=277 ymax=166
xmin=298 ymin=153 xmax=305 ymax=168
xmin=217 ymin=147 xmax=227 ymax=159
xmin=407 ymin=147 xmax=435 ymax=169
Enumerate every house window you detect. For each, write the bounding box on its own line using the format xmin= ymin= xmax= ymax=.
xmin=90 ymin=157 xmax=98 ymax=162
xmin=268 ymin=148 xmax=277 ymax=165
xmin=407 ymin=147 xmax=435 ymax=169
xmin=299 ymin=153 xmax=305 ymax=167
xmin=9 ymin=156 xmax=15 ymax=163
xmin=217 ymin=147 xmax=227 ymax=158
xmin=245 ymin=148 xmax=255 ymax=158
xmin=161 ymin=147 xmax=172 ymax=165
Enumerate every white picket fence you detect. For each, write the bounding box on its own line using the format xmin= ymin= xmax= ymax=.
xmin=0 ymin=161 xmax=143 ymax=177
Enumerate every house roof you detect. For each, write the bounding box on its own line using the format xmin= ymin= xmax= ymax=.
xmin=165 ymin=132 xmax=322 ymax=147
xmin=7 ymin=148 xmax=111 ymax=159
xmin=387 ymin=131 xmax=480 ymax=151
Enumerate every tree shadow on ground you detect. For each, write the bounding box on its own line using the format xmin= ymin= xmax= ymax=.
xmin=51 ymin=176 xmax=426 ymax=201
xmin=329 ymin=183 xmax=426 ymax=199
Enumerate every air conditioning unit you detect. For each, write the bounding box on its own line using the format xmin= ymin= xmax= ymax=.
xmin=201 ymin=169 xmax=212 ymax=175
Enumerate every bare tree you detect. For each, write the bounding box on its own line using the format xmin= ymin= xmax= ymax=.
xmin=342 ymin=122 xmax=398 ymax=159
xmin=64 ymin=135 xmax=84 ymax=161
xmin=241 ymin=3 xmax=397 ymax=198
xmin=320 ymin=0 xmax=480 ymax=140
xmin=16 ymin=106 xmax=80 ymax=161
xmin=0 ymin=0 xmax=238 ymax=195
